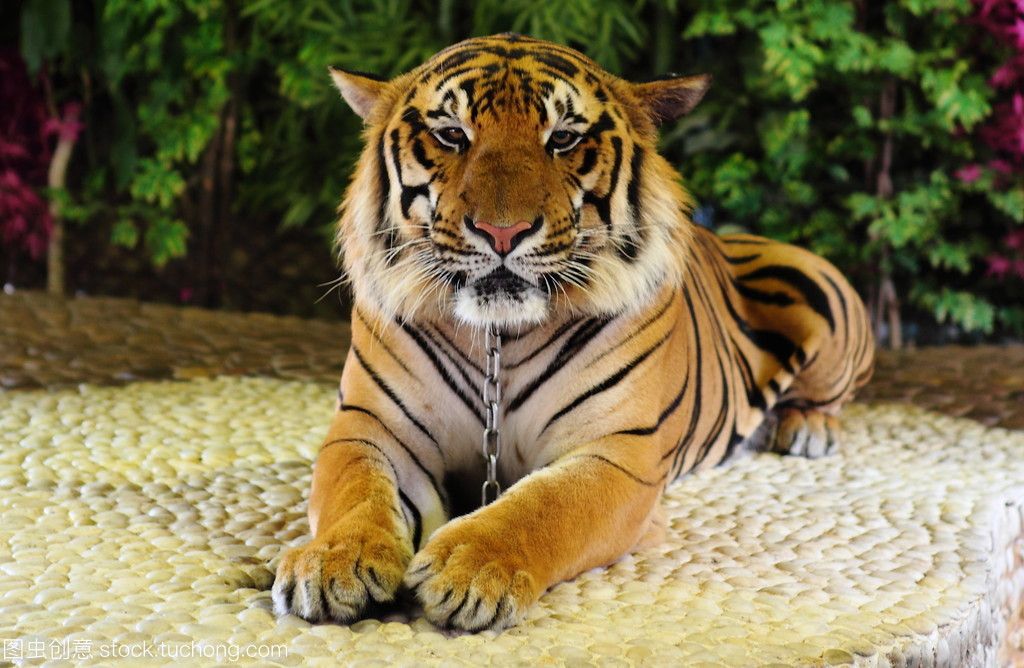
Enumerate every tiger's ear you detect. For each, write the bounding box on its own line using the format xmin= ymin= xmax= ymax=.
xmin=631 ymin=74 xmax=712 ymax=126
xmin=329 ymin=67 xmax=388 ymax=120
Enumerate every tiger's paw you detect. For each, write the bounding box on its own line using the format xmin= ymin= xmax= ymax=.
xmin=272 ymin=520 xmax=412 ymax=623
xmin=771 ymin=406 xmax=841 ymax=459
xmin=405 ymin=519 xmax=539 ymax=632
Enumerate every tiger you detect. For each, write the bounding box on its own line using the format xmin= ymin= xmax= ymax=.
xmin=272 ymin=33 xmax=875 ymax=632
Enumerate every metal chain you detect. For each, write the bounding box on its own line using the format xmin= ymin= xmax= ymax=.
xmin=481 ymin=325 xmax=502 ymax=506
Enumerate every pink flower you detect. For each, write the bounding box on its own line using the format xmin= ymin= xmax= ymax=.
xmin=987 ymin=254 xmax=1013 ymax=277
xmin=1010 ymin=19 xmax=1024 ymax=51
xmin=989 ymin=159 xmax=1015 ymax=174
xmin=42 ymin=102 xmax=84 ymax=143
xmin=955 ymin=164 xmax=984 ymax=182
xmin=1006 ymin=229 xmax=1024 ymax=249
xmin=991 ymin=58 xmax=1024 ymax=88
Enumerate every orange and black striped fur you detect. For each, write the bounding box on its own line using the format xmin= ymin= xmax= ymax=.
xmin=273 ymin=34 xmax=874 ymax=631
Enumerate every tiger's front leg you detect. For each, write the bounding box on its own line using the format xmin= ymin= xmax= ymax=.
xmin=405 ymin=444 xmax=663 ymax=631
xmin=272 ymin=405 xmax=445 ymax=622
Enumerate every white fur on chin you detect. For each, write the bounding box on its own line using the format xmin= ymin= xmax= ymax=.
xmin=453 ymin=287 xmax=550 ymax=328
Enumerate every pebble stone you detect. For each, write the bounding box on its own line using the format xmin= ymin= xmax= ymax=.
xmin=0 ymin=377 xmax=1022 ymax=666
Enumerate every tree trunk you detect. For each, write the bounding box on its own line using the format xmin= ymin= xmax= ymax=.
xmin=189 ymin=0 xmax=240 ymax=308
xmin=872 ymin=79 xmax=902 ymax=349
xmin=216 ymin=0 xmax=240 ymax=306
xmin=46 ymin=132 xmax=75 ymax=296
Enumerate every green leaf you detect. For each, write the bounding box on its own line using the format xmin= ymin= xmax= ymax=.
xmin=685 ymin=10 xmax=737 ymax=37
xmin=130 ymin=159 xmax=186 ymax=209
xmin=920 ymin=61 xmax=992 ymax=130
xmin=846 ymin=193 xmax=879 ymax=220
xmin=852 ymin=105 xmax=873 ymax=128
xmin=111 ymin=220 xmax=140 ymax=249
xmin=144 ymin=218 xmax=189 ymax=267
xmin=988 ymin=187 xmax=1024 ymax=223
xmin=19 ymin=0 xmax=71 ymax=73
xmin=758 ymin=21 xmax=825 ymax=100
xmin=913 ymin=287 xmax=995 ymax=333
xmin=926 ymin=242 xmax=971 ymax=273
xmin=877 ymin=40 xmax=916 ymax=77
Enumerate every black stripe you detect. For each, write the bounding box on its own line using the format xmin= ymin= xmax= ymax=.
xmin=399 ymin=323 xmax=484 ymax=425
xmin=428 ymin=325 xmax=485 ymax=375
xmin=506 ymin=317 xmax=614 ymax=413
xmin=626 ymin=148 xmax=644 ymax=223
xmin=533 ymin=52 xmax=579 ymax=77
xmin=578 ymin=148 xmax=598 ymax=176
xmin=318 ymin=441 xmax=421 ymax=551
xmin=617 ymin=147 xmax=646 ymax=262
xmin=733 ymin=281 xmax=796 ymax=307
xmin=389 ymin=128 xmax=431 ymax=219
xmin=567 ymin=454 xmax=658 ymax=487
xmin=506 ymin=318 xmax=583 ymax=370
xmin=542 ymin=331 xmax=670 ymax=432
xmin=376 ymin=135 xmax=397 ymax=261
xmin=662 ymin=287 xmax=702 ymax=464
xmin=587 ymin=291 xmax=674 ymax=367
xmin=335 ymin=405 xmax=444 ymax=499
xmin=411 ymin=138 xmax=434 ymax=170
xmin=738 ymin=265 xmax=835 ymax=332
xmin=617 ymin=374 xmax=689 ymax=437
xmin=822 ymin=272 xmax=849 ymax=338
xmin=398 ymin=489 xmax=423 ymax=550
xmin=586 ymin=136 xmax=623 ymax=231
xmin=720 ymin=296 xmax=803 ymax=373
xmin=723 ymin=253 xmax=761 ymax=265
xmin=732 ymin=335 xmax=767 ymax=411
xmin=689 ymin=352 xmax=733 ymax=470
xmin=351 ymin=347 xmax=442 ymax=453
xmin=418 ymin=326 xmax=482 ymax=390
xmin=355 ymin=309 xmax=416 ymax=377
xmin=721 ymin=427 xmax=745 ymax=460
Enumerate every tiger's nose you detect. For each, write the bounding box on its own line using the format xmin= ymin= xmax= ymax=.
xmin=466 ymin=216 xmax=542 ymax=256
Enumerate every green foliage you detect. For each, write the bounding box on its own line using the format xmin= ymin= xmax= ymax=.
xmin=20 ymin=0 xmax=71 ymax=73
xmin=15 ymin=0 xmax=1023 ymax=336
xmin=682 ymin=0 xmax=1021 ymax=337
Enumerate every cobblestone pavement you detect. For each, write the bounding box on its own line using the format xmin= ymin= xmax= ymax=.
xmin=2 ymin=289 xmax=1024 ymax=660
xmin=857 ymin=344 xmax=1024 ymax=430
xmin=3 ymin=290 xmax=1022 ymax=429
xmin=0 ymin=291 xmax=348 ymax=389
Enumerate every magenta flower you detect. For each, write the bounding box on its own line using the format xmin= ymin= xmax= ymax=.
xmin=42 ymin=102 xmax=84 ymax=143
xmin=987 ymin=254 xmax=1013 ymax=277
xmin=955 ymin=164 xmax=984 ymax=182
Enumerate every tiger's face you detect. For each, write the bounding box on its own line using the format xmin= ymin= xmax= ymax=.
xmin=333 ymin=34 xmax=709 ymax=328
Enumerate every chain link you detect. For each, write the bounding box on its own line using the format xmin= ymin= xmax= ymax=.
xmin=481 ymin=325 xmax=502 ymax=506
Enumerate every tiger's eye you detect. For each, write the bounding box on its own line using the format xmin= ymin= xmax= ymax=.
xmin=438 ymin=127 xmax=466 ymax=144
xmin=548 ymin=129 xmax=580 ymax=151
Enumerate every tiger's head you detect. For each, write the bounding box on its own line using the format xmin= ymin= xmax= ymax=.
xmin=332 ymin=33 xmax=709 ymax=328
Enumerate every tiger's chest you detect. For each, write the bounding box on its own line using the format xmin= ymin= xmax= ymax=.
xmin=417 ymin=293 xmax=763 ymax=495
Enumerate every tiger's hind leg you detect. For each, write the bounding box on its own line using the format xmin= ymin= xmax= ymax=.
xmin=747 ymin=404 xmax=842 ymax=459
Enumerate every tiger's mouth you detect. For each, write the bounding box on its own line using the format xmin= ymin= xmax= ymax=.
xmin=452 ymin=266 xmax=550 ymax=326
xmin=475 ymin=266 xmax=530 ymax=296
